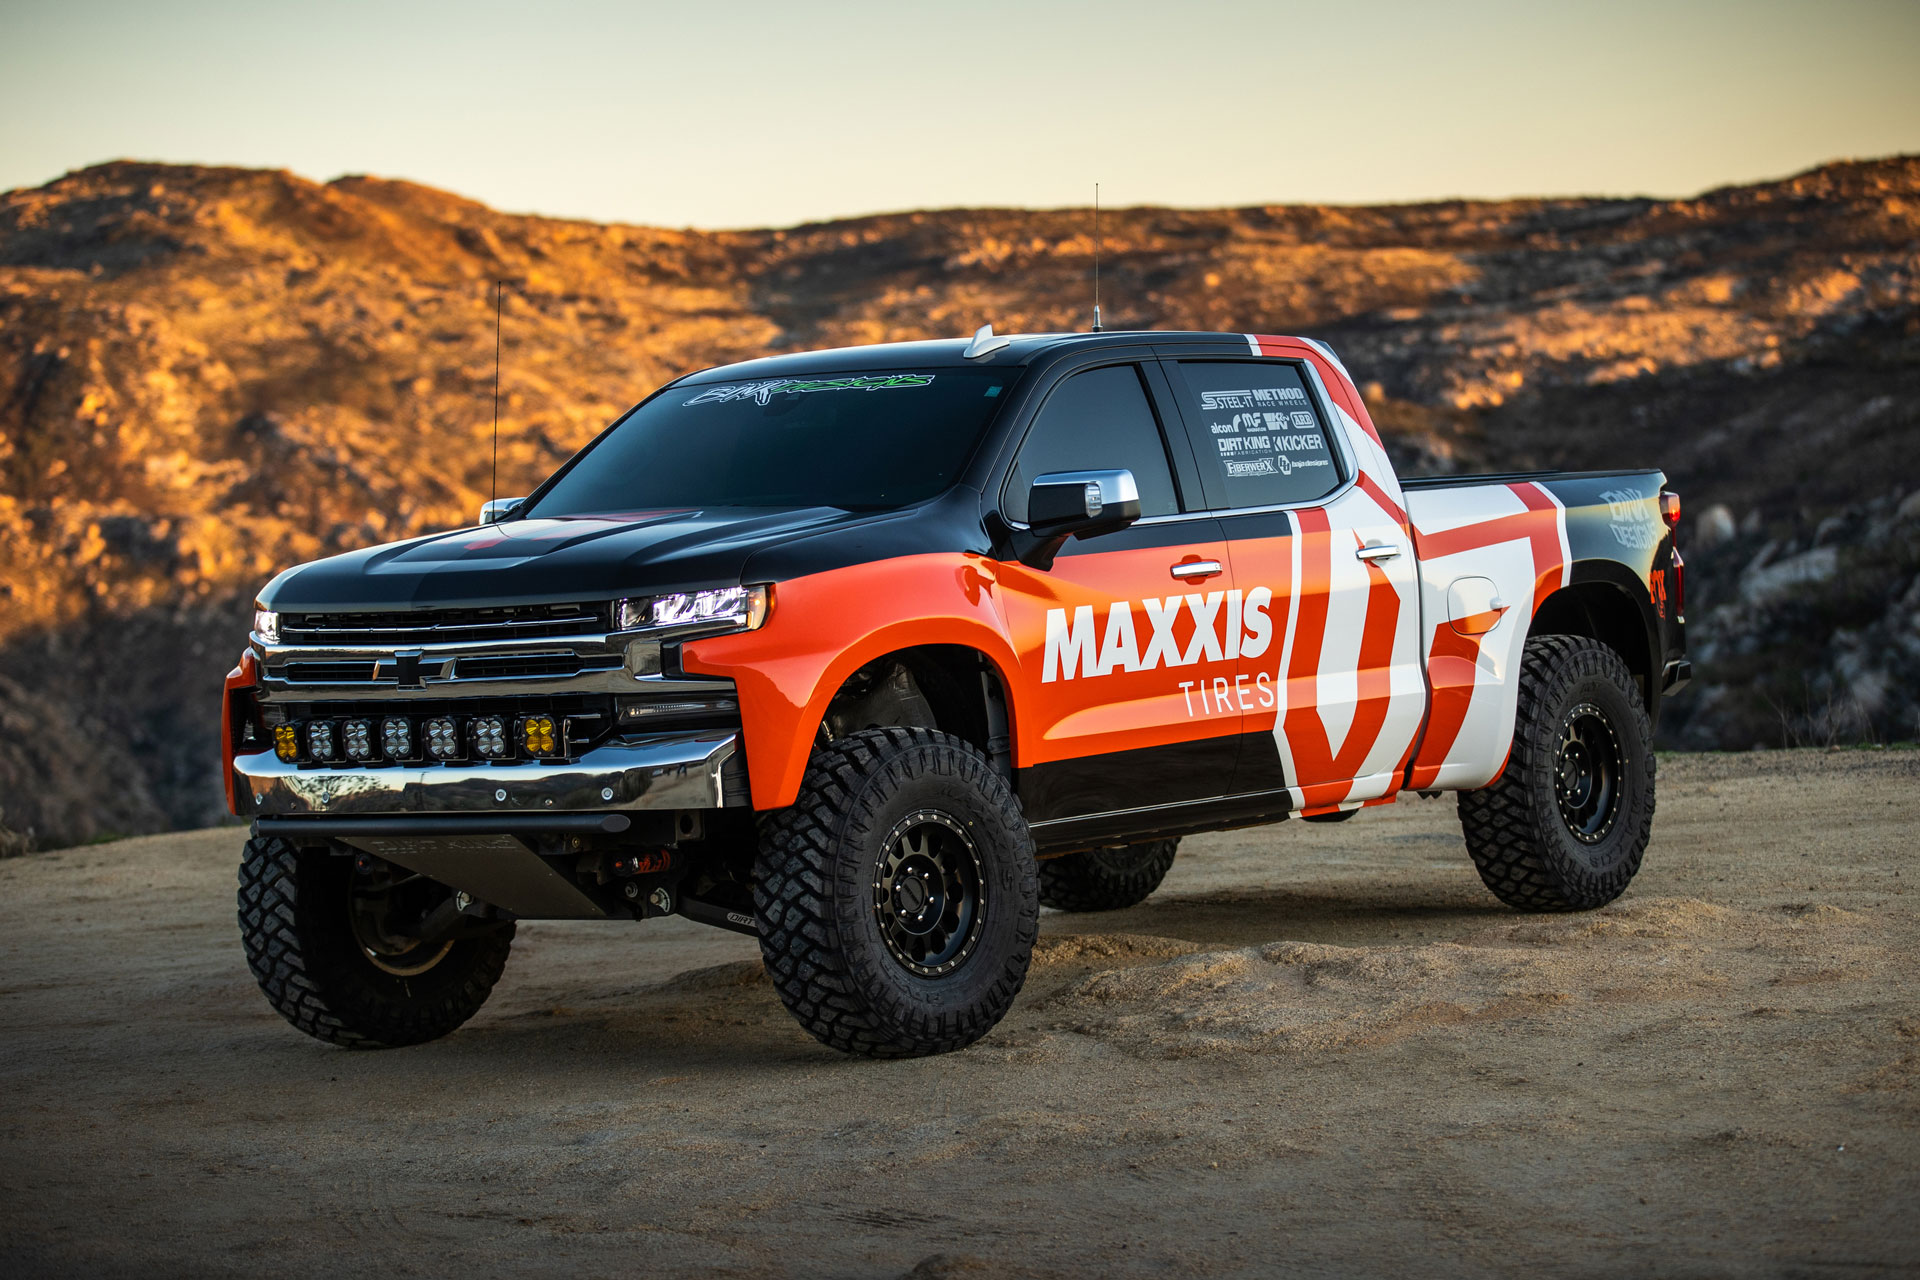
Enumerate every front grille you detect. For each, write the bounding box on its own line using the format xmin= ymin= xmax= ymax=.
xmin=284 ymin=659 xmax=396 ymax=683
xmin=280 ymin=602 xmax=609 ymax=647
xmin=454 ymin=653 xmax=604 ymax=681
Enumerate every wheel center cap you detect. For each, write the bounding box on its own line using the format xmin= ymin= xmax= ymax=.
xmin=895 ymin=875 xmax=931 ymax=915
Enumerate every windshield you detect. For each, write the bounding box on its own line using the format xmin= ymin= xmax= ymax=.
xmin=524 ymin=369 xmax=1016 ymax=517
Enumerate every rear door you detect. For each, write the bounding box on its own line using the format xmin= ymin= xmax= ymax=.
xmin=1157 ymin=344 xmax=1425 ymax=812
xmin=991 ymin=357 xmax=1241 ymax=825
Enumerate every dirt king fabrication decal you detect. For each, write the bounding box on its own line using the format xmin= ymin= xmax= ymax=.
xmin=684 ymin=374 xmax=935 ymax=406
xmin=1201 ymin=387 xmax=1332 ymax=479
xmin=1044 ymin=588 xmax=1277 ymax=718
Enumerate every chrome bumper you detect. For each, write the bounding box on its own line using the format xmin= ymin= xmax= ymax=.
xmin=234 ymin=730 xmax=744 ymax=818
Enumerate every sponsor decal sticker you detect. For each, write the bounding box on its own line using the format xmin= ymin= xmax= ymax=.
xmin=1042 ymin=588 xmax=1278 ymax=718
xmin=1600 ymin=487 xmax=1661 ymax=549
xmin=684 ymin=374 xmax=935 ymax=407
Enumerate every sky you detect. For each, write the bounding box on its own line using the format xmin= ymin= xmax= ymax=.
xmin=3 ymin=0 xmax=1917 ymax=229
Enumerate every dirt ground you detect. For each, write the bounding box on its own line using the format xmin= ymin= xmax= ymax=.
xmin=3 ymin=749 xmax=1916 ymax=1278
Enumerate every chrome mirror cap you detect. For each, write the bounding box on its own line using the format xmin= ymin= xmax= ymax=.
xmin=1026 ymin=469 xmax=1143 ymax=536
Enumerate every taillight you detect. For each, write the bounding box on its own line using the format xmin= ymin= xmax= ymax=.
xmin=1659 ymin=491 xmax=1681 ymax=529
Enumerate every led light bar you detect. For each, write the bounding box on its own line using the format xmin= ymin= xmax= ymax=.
xmin=521 ymin=714 xmax=557 ymax=756
xmin=342 ymin=719 xmax=374 ymax=761
xmin=424 ymin=716 xmax=460 ymax=760
xmin=380 ymin=717 xmax=412 ymax=760
xmin=470 ymin=715 xmax=508 ymax=759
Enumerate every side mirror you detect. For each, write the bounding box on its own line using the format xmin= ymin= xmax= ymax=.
xmin=1028 ymin=470 xmax=1142 ymax=539
xmin=1013 ymin=470 xmax=1142 ymax=569
xmin=480 ymin=497 xmax=526 ymax=525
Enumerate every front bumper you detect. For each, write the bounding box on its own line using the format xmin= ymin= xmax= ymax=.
xmin=233 ymin=729 xmax=745 ymax=818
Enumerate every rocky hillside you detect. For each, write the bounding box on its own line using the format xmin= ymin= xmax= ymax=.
xmin=2 ymin=158 xmax=1916 ymax=848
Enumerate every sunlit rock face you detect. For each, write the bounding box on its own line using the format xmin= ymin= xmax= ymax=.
xmin=1 ymin=157 xmax=1916 ymax=846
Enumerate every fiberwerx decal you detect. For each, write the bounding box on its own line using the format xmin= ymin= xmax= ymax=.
xmin=684 ymin=374 xmax=935 ymax=407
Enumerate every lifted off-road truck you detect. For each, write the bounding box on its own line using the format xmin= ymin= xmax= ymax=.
xmin=226 ymin=329 xmax=1689 ymax=1057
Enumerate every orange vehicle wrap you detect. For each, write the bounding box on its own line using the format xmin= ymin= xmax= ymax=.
xmin=1219 ymin=335 xmax=1429 ymax=812
xmin=681 ymin=553 xmax=1019 ymax=810
xmin=1401 ymin=479 xmax=1571 ymax=792
xmin=990 ymin=533 xmax=1242 ymax=760
xmin=682 ymin=531 xmax=1247 ymax=811
xmin=222 ymin=649 xmax=260 ymax=816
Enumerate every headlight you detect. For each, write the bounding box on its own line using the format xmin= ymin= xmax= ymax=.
xmin=614 ymin=597 xmax=649 ymax=631
xmin=616 ymin=585 xmax=770 ymax=633
xmin=253 ymin=606 xmax=280 ymax=644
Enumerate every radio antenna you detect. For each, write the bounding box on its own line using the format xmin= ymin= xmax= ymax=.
xmin=1091 ymin=183 xmax=1102 ymax=332
xmin=491 ymin=279 xmax=503 ymax=507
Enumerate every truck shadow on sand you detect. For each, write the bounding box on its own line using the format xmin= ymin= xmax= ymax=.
xmin=1048 ymin=882 xmax=1520 ymax=951
xmin=352 ymin=886 xmax=1791 ymax=1071
xmin=351 ymin=889 xmax=1896 ymax=1073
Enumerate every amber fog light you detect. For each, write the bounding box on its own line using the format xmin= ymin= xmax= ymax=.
xmin=272 ymin=723 xmax=300 ymax=763
xmin=521 ymin=714 xmax=557 ymax=756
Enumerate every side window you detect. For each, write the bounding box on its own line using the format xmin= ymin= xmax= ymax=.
xmin=1004 ymin=364 xmax=1180 ymax=523
xmin=1169 ymin=361 xmax=1343 ymax=509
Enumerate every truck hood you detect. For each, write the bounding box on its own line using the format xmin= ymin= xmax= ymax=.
xmin=257 ymin=506 xmax=864 ymax=613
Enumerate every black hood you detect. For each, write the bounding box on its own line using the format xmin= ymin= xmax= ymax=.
xmin=257 ymin=506 xmax=865 ymax=613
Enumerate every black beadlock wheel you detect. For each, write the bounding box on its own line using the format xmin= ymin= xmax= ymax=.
xmin=754 ymin=726 xmax=1038 ymax=1058
xmin=237 ymin=836 xmax=514 ymax=1048
xmin=1457 ymin=635 xmax=1657 ymax=912
xmin=1037 ymin=839 xmax=1179 ymax=912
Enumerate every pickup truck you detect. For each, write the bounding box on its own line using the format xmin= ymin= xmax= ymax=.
xmin=226 ymin=328 xmax=1689 ymax=1058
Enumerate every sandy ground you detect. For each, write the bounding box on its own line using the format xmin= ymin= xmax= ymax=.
xmin=2 ymin=749 xmax=1917 ymax=1279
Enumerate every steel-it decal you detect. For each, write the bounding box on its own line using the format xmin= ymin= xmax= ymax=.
xmin=683 ymin=373 xmax=935 ymax=407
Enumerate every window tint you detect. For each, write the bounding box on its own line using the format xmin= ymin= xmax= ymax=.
xmin=525 ymin=369 xmax=1011 ymax=516
xmin=1004 ymin=364 xmax=1179 ymax=523
xmin=1170 ymin=361 xmax=1343 ymax=509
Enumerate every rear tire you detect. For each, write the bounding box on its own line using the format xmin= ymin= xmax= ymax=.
xmin=1457 ymin=635 xmax=1656 ymax=911
xmin=754 ymin=727 xmax=1038 ymax=1058
xmin=1037 ymin=839 xmax=1178 ymax=912
xmin=237 ymin=836 xmax=514 ymax=1048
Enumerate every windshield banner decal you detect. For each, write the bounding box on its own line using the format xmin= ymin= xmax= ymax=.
xmin=684 ymin=374 xmax=935 ymax=407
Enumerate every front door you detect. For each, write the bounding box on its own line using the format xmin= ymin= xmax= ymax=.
xmin=1157 ymin=348 xmax=1426 ymax=813
xmin=992 ymin=360 xmax=1243 ymax=825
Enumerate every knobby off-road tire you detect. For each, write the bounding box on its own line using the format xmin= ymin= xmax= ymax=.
xmin=754 ymin=727 xmax=1039 ymax=1058
xmin=237 ymin=836 xmax=514 ymax=1048
xmin=1037 ymin=839 xmax=1179 ymax=912
xmin=1458 ymin=635 xmax=1656 ymax=912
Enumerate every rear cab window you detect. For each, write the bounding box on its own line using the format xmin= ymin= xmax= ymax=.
xmin=1162 ymin=360 xmax=1344 ymax=510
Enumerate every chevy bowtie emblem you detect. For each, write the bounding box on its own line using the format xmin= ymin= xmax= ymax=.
xmin=393 ymin=649 xmax=425 ymax=688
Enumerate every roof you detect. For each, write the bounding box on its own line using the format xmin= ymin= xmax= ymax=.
xmin=675 ymin=330 xmax=1255 ymax=384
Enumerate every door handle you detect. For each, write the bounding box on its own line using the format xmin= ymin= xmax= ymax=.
xmin=1355 ymin=542 xmax=1401 ymax=562
xmin=1170 ymin=560 xmax=1223 ymax=581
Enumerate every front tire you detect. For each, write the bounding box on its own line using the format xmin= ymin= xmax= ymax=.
xmin=237 ymin=836 xmax=514 ymax=1048
xmin=1457 ymin=635 xmax=1656 ymax=911
xmin=754 ymin=727 xmax=1038 ymax=1058
xmin=1037 ymin=839 xmax=1179 ymax=912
